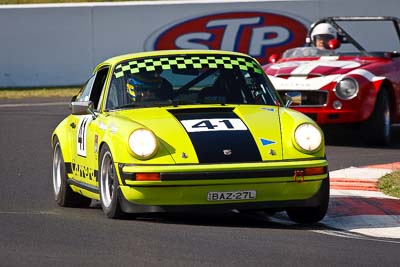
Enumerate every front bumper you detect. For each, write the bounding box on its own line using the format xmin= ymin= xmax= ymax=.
xmin=295 ymin=107 xmax=366 ymax=124
xmin=115 ymin=159 xmax=329 ymax=213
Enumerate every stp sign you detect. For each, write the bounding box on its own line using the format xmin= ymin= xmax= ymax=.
xmin=146 ymin=12 xmax=308 ymax=65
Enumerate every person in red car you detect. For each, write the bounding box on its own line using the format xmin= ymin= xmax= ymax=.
xmin=311 ymin=23 xmax=337 ymax=50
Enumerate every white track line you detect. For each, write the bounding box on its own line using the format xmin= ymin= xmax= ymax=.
xmin=0 ymin=102 xmax=68 ymax=108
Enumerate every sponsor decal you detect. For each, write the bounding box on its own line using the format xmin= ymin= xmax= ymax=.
xmin=146 ymin=12 xmax=308 ymax=65
xmin=72 ymin=162 xmax=97 ymax=182
xmin=261 ymin=107 xmax=275 ymax=112
xmin=260 ymin=138 xmax=276 ymax=146
xmin=94 ymin=134 xmax=98 ymax=154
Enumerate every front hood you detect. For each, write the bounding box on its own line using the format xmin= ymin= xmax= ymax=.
xmin=115 ymin=105 xmax=283 ymax=164
xmin=264 ymin=58 xmax=378 ymax=90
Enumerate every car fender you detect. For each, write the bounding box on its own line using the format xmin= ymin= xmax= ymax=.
xmin=278 ymin=107 xmax=325 ymax=160
xmin=96 ymin=113 xmax=176 ymax=165
xmin=51 ymin=117 xmax=74 ymax=163
xmin=359 ymin=78 xmax=390 ymax=121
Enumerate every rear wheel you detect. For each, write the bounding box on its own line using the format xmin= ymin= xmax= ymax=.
xmin=362 ymin=88 xmax=391 ymax=146
xmin=99 ymin=144 xmax=124 ymax=219
xmin=52 ymin=137 xmax=91 ymax=207
xmin=286 ymin=177 xmax=330 ymax=224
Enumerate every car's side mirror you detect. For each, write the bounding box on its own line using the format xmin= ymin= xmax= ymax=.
xmin=71 ymin=101 xmax=91 ymax=115
xmin=70 ymin=101 xmax=97 ymax=119
xmin=69 ymin=95 xmax=78 ymax=111
xmin=328 ymin=39 xmax=341 ymax=50
xmin=268 ymin=53 xmax=281 ymax=63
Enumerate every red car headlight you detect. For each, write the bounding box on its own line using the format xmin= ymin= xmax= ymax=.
xmin=334 ymin=78 xmax=359 ymax=100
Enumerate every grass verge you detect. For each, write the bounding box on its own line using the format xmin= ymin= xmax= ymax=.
xmin=379 ymin=170 xmax=400 ymax=198
xmin=0 ymin=88 xmax=79 ymax=99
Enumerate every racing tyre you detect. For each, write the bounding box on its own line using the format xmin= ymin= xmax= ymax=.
xmin=99 ymin=144 xmax=124 ymax=219
xmin=362 ymin=88 xmax=391 ymax=146
xmin=286 ymin=177 xmax=330 ymax=224
xmin=52 ymin=137 xmax=91 ymax=207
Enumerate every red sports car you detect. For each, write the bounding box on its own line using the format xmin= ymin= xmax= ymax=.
xmin=263 ymin=16 xmax=400 ymax=145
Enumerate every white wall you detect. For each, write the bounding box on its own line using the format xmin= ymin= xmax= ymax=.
xmin=0 ymin=0 xmax=399 ymax=88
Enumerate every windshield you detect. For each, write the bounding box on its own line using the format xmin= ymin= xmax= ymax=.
xmin=282 ymin=47 xmax=336 ymax=58
xmin=105 ymin=54 xmax=279 ymax=109
xmin=333 ymin=19 xmax=400 ymax=54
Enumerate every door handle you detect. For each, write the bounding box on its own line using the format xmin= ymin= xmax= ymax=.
xmin=70 ymin=122 xmax=76 ymax=128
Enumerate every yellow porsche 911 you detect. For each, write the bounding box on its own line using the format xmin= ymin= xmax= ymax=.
xmin=52 ymin=50 xmax=329 ymax=223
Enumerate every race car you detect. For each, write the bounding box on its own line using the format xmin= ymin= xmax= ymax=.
xmin=52 ymin=49 xmax=329 ymax=223
xmin=263 ymin=16 xmax=400 ymax=145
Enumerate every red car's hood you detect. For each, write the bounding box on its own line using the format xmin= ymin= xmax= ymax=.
xmin=263 ymin=58 xmax=384 ymax=90
xmin=264 ymin=58 xmax=372 ymax=77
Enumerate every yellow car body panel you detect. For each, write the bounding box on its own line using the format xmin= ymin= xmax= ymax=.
xmin=51 ymin=49 xmax=329 ymax=222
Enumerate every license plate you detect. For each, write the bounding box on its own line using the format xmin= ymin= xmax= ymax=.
xmin=207 ymin=190 xmax=256 ymax=201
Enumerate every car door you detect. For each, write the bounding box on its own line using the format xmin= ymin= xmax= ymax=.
xmin=69 ymin=67 xmax=109 ymax=192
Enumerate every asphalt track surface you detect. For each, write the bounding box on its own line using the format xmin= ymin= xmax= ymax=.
xmin=0 ymin=98 xmax=399 ymax=267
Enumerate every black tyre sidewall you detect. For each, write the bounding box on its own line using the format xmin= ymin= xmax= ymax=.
xmin=53 ymin=136 xmax=92 ymax=207
xmin=364 ymin=88 xmax=391 ymax=145
xmin=53 ymin=137 xmax=68 ymax=206
xmin=99 ymin=144 xmax=123 ymax=218
xmin=286 ymin=177 xmax=330 ymax=224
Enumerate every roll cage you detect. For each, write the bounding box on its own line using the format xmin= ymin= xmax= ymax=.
xmin=305 ymin=16 xmax=400 ymax=57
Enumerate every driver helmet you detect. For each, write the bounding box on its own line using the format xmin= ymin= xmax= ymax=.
xmin=126 ymin=72 xmax=162 ymax=102
xmin=311 ymin=23 xmax=337 ymax=45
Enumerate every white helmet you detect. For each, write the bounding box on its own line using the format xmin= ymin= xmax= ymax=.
xmin=311 ymin=23 xmax=337 ymax=42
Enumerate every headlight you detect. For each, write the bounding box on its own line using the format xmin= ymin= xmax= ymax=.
xmin=294 ymin=123 xmax=322 ymax=152
xmin=128 ymin=129 xmax=158 ymax=159
xmin=334 ymin=78 xmax=359 ymax=100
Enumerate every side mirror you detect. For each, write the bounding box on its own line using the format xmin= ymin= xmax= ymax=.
xmin=328 ymin=39 xmax=341 ymax=50
xmin=69 ymin=95 xmax=77 ymax=111
xmin=268 ymin=53 xmax=280 ymax=63
xmin=70 ymin=101 xmax=97 ymax=119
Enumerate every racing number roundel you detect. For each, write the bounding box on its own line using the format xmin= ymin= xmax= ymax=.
xmin=181 ymin=118 xmax=248 ymax=132
xmin=77 ymin=115 xmax=92 ymax=157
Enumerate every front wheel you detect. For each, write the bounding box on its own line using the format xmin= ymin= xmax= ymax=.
xmin=362 ymin=88 xmax=391 ymax=146
xmin=99 ymin=144 xmax=124 ymax=219
xmin=52 ymin=136 xmax=91 ymax=207
xmin=286 ymin=177 xmax=330 ymax=224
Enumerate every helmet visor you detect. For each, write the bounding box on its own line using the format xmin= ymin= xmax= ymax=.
xmin=126 ymin=75 xmax=161 ymax=101
xmin=314 ymin=34 xmax=334 ymax=41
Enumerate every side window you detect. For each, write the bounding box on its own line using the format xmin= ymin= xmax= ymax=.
xmin=76 ymin=75 xmax=95 ymax=102
xmin=75 ymin=67 xmax=109 ymax=110
xmin=106 ymin=77 xmax=126 ymax=109
xmin=91 ymin=68 xmax=109 ymax=110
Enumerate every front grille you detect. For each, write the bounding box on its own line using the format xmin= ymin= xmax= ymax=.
xmin=279 ymin=90 xmax=328 ymax=107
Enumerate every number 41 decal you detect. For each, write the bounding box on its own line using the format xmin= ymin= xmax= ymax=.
xmin=180 ymin=118 xmax=247 ymax=132
xmin=77 ymin=115 xmax=92 ymax=157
